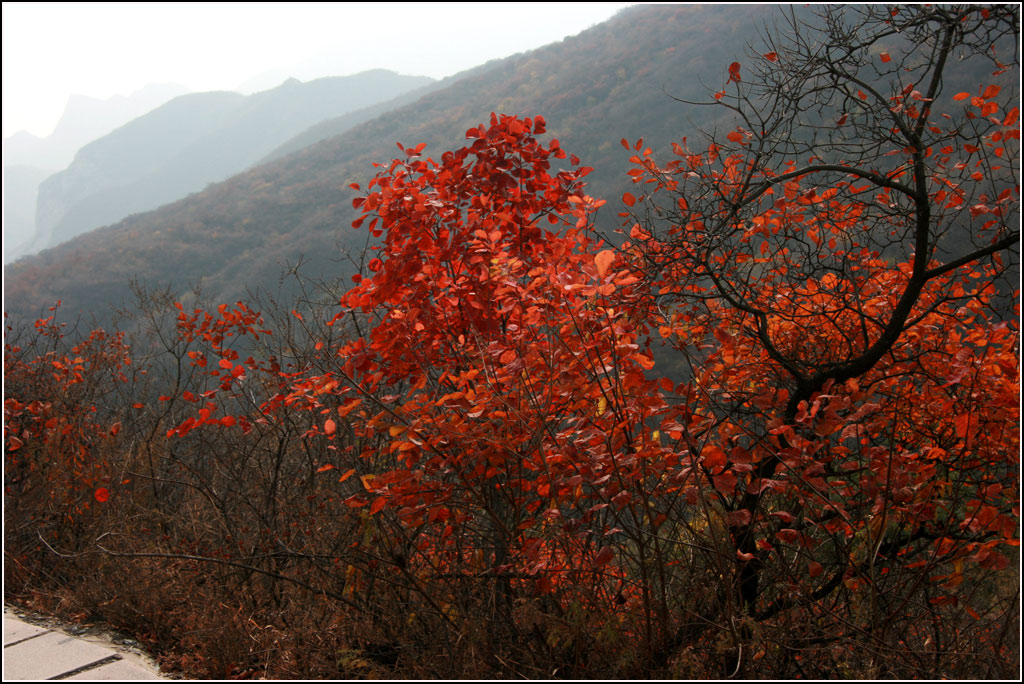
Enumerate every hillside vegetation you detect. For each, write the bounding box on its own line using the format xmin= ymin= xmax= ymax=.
xmin=19 ymin=70 xmax=432 ymax=259
xmin=6 ymin=4 xmax=776 ymax=321
xmin=4 ymin=5 xmax=1019 ymax=680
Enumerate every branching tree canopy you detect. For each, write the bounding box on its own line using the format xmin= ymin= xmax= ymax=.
xmin=616 ymin=3 xmax=1020 ymax=674
xmin=157 ymin=4 xmax=1018 ymax=677
xmin=262 ymin=5 xmax=1015 ymax=674
xmin=7 ymin=4 xmax=1018 ymax=680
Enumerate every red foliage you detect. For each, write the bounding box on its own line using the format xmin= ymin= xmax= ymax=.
xmin=293 ymin=114 xmax=669 ymax=600
xmin=5 ymin=307 xmax=131 ymax=525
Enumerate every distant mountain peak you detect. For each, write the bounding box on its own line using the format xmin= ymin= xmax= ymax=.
xmin=3 ymin=83 xmax=192 ymax=169
xmin=18 ymin=70 xmax=434 ymax=263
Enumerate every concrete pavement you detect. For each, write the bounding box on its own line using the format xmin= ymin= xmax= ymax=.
xmin=3 ymin=606 xmax=166 ymax=680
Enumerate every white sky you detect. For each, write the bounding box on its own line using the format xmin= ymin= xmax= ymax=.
xmin=2 ymin=2 xmax=634 ymax=139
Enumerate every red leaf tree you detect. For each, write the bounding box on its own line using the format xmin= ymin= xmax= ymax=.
xmin=278 ymin=114 xmax=672 ymax=637
xmin=147 ymin=8 xmax=1018 ymax=677
xmin=4 ymin=307 xmax=131 ymax=555
xmin=620 ymin=5 xmax=1019 ymax=676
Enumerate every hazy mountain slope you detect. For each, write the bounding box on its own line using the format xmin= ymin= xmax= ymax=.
xmin=3 ymin=84 xmax=191 ymax=263
xmin=5 ymin=4 xmax=789 ymax=321
xmin=30 ymin=91 xmax=246 ymax=252
xmin=2 ymin=83 xmax=191 ymax=170
xmin=260 ymin=69 xmax=484 ymax=163
xmin=28 ymin=71 xmax=434 ymax=255
xmin=3 ymin=164 xmax=56 ymax=263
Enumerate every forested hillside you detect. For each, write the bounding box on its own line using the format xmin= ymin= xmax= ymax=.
xmin=21 ymin=70 xmax=433 ymax=258
xmin=4 ymin=5 xmax=1018 ymax=679
xmin=6 ymin=4 xmax=777 ymax=321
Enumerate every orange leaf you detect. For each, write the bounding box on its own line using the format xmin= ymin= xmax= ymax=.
xmin=880 ymin=51 xmax=891 ymax=63
xmin=324 ymin=418 xmax=337 ymax=435
xmin=954 ymin=414 xmax=970 ymax=439
xmin=726 ymin=509 xmax=752 ymax=527
xmin=317 ymin=463 xmax=334 ymax=473
xmin=776 ymin=528 xmax=800 ymax=543
xmin=982 ymin=84 xmax=1001 ymax=100
xmin=713 ymin=470 xmax=737 ymax=495
xmin=594 ymin=546 xmax=615 ymax=568
xmin=595 ymin=250 xmax=616 ymax=278
xmin=94 ymin=487 xmax=110 ymax=503
xmin=704 ymin=445 xmax=728 ymax=471
xmin=953 ymin=92 xmax=971 ymax=101
xmin=622 ymin=191 xmax=636 ymax=207
xmin=728 ymin=61 xmax=742 ymax=83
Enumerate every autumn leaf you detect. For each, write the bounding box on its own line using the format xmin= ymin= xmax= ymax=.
xmin=726 ymin=509 xmax=752 ymax=527
xmin=776 ymin=529 xmax=800 ymax=544
xmin=595 ymin=250 xmax=616 ymax=278
xmin=728 ymin=61 xmax=742 ymax=83
xmin=594 ymin=547 xmax=615 ymax=568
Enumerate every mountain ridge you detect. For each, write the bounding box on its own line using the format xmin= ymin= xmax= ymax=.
xmin=3 ymin=83 xmax=191 ymax=169
xmin=4 ymin=5 xmax=820 ymax=322
xmin=22 ymin=70 xmax=435 ymax=258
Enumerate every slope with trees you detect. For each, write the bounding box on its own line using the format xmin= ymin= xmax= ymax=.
xmin=21 ymin=70 xmax=433 ymax=257
xmin=5 ymin=4 xmax=778 ymax=322
xmin=617 ymin=4 xmax=1020 ymax=674
xmin=4 ymin=4 xmax=1018 ymax=680
xmin=3 ymin=84 xmax=191 ymax=170
xmin=3 ymin=164 xmax=57 ymax=263
xmin=3 ymin=84 xmax=191 ymax=263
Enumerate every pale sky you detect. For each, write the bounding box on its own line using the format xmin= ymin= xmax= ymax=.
xmin=2 ymin=2 xmax=635 ymax=139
